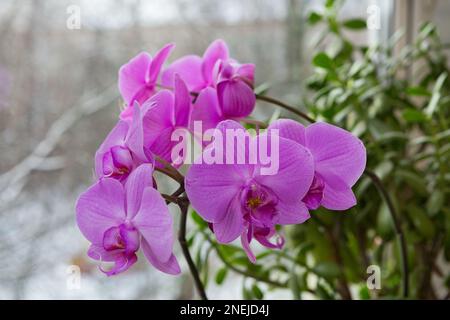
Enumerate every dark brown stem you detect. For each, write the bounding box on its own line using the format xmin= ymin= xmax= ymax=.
xmin=364 ymin=169 xmax=409 ymax=298
xmin=255 ymin=94 xmax=316 ymax=123
xmin=154 ymin=156 xmax=185 ymax=184
xmin=155 ymin=165 xmax=207 ymax=299
xmin=155 ymin=166 xmax=183 ymax=184
xmin=317 ymin=217 xmax=352 ymax=300
xmin=178 ymin=199 xmax=208 ymax=300
xmin=331 ymin=220 xmax=352 ymax=300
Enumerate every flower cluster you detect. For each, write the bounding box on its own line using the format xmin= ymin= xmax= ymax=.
xmin=76 ymin=40 xmax=366 ymax=276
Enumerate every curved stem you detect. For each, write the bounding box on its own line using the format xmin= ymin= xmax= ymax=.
xmin=154 ymin=156 xmax=185 ymax=184
xmin=255 ymin=94 xmax=316 ymax=123
xmin=178 ymin=199 xmax=208 ymax=300
xmin=155 ymin=165 xmax=207 ymax=299
xmin=364 ymin=169 xmax=409 ymax=298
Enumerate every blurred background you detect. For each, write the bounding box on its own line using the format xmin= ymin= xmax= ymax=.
xmin=0 ymin=0 xmax=448 ymax=299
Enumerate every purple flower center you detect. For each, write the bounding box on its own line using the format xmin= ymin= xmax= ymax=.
xmin=241 ymin=182 xmax=278 ymax=226
xmin=302 ymin=174 xmax=325 ymax=210
xmin=238 ymin=182 xmax=284 ymax=250
xmin=98 ymin=223 xmax=140 ymax=276
xmin=103 ymin=223 xmax=140 ymax=256
xmin=103 ymin=145 xmax=134 ymax=178
xmin=219 ymin=61 xmax=235 ymax=80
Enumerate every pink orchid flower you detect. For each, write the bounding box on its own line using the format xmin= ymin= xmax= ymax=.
xmin=185 ymin=120 xmax=315 ymax=262
xmin=162 ymin=40 xmax=255 ymax=129
xmin=268 ymin=119 xmax=366 ymax=211
xmin=95 ymin=103 xmax=151 ymax=182
xmin=139 ymin=75 xmax=191 ymax=167
xmin=76 ymin=164 xmax=180 ymax=276
xmin=118 ymin=43 xmax=174 ymax=120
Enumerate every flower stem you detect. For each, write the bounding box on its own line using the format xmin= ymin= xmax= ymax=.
xmin=364 ymin=169 xmax=409 ymax=298
xmin=255 ymin=94 xmax=316 ymax=123
xmin=178 ymin=199 xmax=208 ymax=300
xmin=157 ymin=164 xmax=207 ymax=300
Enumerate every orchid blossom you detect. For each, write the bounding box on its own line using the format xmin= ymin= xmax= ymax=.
xmin=162 ymin=40 xmax=256 ymax=129
xmin=185 ymin=120 xmax=314 ymax=262
xmin=76 ymin=164 xmax=180 ymax=276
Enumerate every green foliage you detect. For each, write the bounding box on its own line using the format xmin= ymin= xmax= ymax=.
xmin=296 ymin=0 xmax=448 ymax=300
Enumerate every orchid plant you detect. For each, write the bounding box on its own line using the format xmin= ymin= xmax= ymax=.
xmin=75 ymin=34 xmax=427 ymax=300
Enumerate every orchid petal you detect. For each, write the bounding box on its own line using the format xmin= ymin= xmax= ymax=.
xmin=87 ymin=244 xmax=120 ymax=262
xmin=125 ymin=102 xmax=147 ymax=162
xmin=185 ymin=163 xmax=250 ymax=223
xmin=217 ymin=80 xmax=255 ymax=118
xmin=161 ymin=55 xmax=205 ymax=91
xmin=320 ymin=169 xmax=357 ymax=210
xmin=104 ymin=254 xmax=138 ymax=276
xmin=95 ymin=121 xmax=129 ymax=179
xmin=148 ymin=43 xmax=174 ymax=83
xmin=275 ymin=200 xmax=310 ymax=225
xmin=213 ymin=195 xmax=244 ymax=243
xmin=133 ymin=187 xmax=174 ymax=262
xmin=240 ymin=231 xmax=256 ymax=263
xmin=148 ymin=126 xmax=176 ymax=166
xmin=189 ymin=87 xmax=223 ymax=132
xmin=141 ymin=90 xmax=175 ymax=144
xmin=76 ymin=178 xmax=125 ymax=245
xmin=118 ymin=52 xmax=151 ymax=106
xmin=202 ymin=39 xmax=229 ymax=84
xmin=124 ymin=164 xmax=154 ymax=218
xmin=141 ymin=240 xmax=181 ymax=275
xmin=267 ymin=119 xmax=306 ymax=146
xmin=237 ymin=63 xmax=255 ymax=84
xmin=110 ymin=146 xmax=133 ymax=171
xmin=254 ymin=137 xmax=314 ymax=204
xmin=305 ymin=122 xmax=366 ymax=187
xmin=173 ymin=74 xmax=191 ymax=127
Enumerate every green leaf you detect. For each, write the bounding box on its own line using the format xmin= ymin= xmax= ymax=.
xmin=215 ymin=267 xmax=228 ymax=285
xmin=251 ymin=284 xmax=264 ymax=300
xmin=403 ymin=108 xmax=427 ymax=123
xmin=316 ymin=283 xmax=334 ymax=299
xmin=377 ymin=202 xmax=394 ymax=239
xmin=325 ymin=0 xmax=335 ymax=9
xmin=254 ymin=82 xmax=271 ymax=95
xmin=187 ymin=233 xmax=196 ymax=247
xmin=407 ymin=205 xmax=436 ymax=239
xmin=359 ymin=286 xmax=370 ymax=300
xmin=313 ymin=262 xmax=341 ymax=279
xmin=342 ymin=19 xmax=366 ymax=30
xmin=425 ymin=72 xmax=447 ymax=116
xmin=312 ymin=52 xmax=334 ymax=70
xmin=242 ymin=285 xmax=253 ymax=299
xmin=395 ymin=170 xmax=428 ymax=196
xmin=191 ymin=210 xmax=208 ymax=229
xmin=405 ymin=86 xmax=431 ymax=97
xmin=308 ymin=12 xmax=322 ymax=25
xmin=426 ymin=190 xmax=444 ymax=217
xmin=289 ymin=271 xmax=302 ymax=299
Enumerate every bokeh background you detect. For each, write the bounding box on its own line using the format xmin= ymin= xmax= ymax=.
xmin=0 ymin=0 xmax=448 ymax=299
